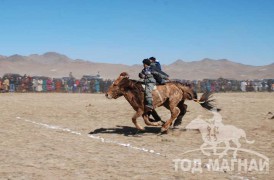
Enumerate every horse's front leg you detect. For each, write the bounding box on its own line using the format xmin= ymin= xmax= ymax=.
xmin=142 ymin=112 xmax=163 ymax=126
xmin=132 ymin=109 xmax=144 ymax=131
xmin=200 ymin=143 xmax=211 ymax=156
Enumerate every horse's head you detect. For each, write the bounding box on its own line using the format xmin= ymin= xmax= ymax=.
xmin=105 ymin=72 xmax=129 ymax=99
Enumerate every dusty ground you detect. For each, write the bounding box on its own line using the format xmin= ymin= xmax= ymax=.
xmin=0 ymin=92 xmax=273 ymax=180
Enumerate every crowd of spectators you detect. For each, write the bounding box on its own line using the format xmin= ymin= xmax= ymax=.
xmin=177 ymin=78 xmax=274 ymax=93
xmin=0 ymin=73 xmax=273 ymax=93
xmin=0 ymin=73 xmax=112 ymax=93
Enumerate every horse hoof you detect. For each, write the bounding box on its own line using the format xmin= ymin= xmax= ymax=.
xmin=161 ymin=127 xmax=168 ymax=134
xmin=137 ymin=127 xmax=145 ymax=131
xmin=157 ymin=121 xmax=164 ymax=126
xmin=160 ymin=120 xmax=166 ymax=126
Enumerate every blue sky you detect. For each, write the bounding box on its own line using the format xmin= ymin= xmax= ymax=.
xmin=0 ymin=0 xmax=273 ymax=66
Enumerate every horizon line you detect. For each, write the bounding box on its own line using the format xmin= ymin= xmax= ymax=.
xmin=0 ymin=52 xmax=273 ymax=67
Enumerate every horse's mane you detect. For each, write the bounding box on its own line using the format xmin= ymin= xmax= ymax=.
xmin=128 ymin=79 xmax=144 ymax=92
xmin=119 ymin=78 xmax=144 ymax=105
xmin=128 ymin=79 xmax=142 ymax=84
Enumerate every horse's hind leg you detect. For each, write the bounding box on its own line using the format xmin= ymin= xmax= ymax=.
xmin=232 ymin=139 xmax=241 ymax=158
xmin=161 ymin=106 xmax=180 ymax=133
xmin=132 ymin=110 xmax=144 ymax=131
xmin=173 ymin=100 xmax=187 ymax=127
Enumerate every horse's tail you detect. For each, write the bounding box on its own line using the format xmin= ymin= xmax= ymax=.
xmin=239 ymin=129 xmax=255 ymax=144
xmin=194 ymin=91 xmax=221 ymax=111
xmin=244 ymin=136 xmax=255 ymax=144
xmin=172 ymin=82 xmax=220 ymax=111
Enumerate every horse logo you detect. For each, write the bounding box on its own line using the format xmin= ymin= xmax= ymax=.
xmin=186 ymin=109 xmax=255 ymax=158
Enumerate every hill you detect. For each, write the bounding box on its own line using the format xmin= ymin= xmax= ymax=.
xmin=0 ymin=52 xmax=273 ymax=80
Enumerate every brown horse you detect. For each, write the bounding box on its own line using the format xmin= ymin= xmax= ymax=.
xmin=105 ymin=72 xmax=217 ymax=133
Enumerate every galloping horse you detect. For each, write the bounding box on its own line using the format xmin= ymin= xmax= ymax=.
xmin=105 ymin=72 xmax=217 ymax=133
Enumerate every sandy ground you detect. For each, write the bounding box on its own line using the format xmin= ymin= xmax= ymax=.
xmin=0 ymin=92 xmax=273 ymax=180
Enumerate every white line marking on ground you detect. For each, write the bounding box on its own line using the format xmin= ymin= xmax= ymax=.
xmin=16 ymin=117 xmax=165 ymax=157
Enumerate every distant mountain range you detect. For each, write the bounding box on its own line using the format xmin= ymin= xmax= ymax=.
xmin=0 ymin=52 xmax=273 ymax=80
